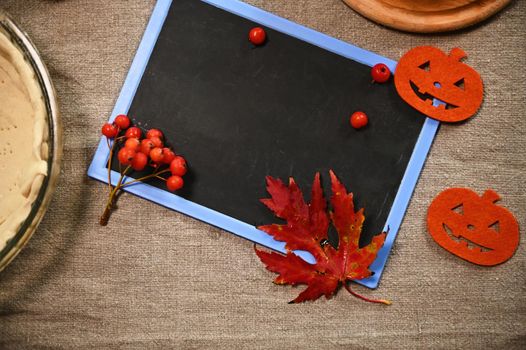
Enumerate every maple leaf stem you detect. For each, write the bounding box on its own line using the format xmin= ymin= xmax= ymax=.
xmin=344 ymin=281 xmax=391 ymax=306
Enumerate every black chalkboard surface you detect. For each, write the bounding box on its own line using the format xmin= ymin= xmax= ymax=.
xmin=112 ymin=0 xmax=427 ymax=247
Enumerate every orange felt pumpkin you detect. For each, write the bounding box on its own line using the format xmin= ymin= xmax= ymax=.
xmin=395 ymin=46 xmax=483 ymax=123
xmin=427 ymin=188 xmax=519 ymax=266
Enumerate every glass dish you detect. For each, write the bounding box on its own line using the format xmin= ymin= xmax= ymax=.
xmin=0 ymin=11 xmax=62 ymax=271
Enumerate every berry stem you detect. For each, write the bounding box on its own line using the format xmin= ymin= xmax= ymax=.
xmin=120 ymin=168 xmax=171 ymax=188
xmin=100 ymin=165 xmax=131 ymax=226
xmin=344 ymin=281 xmax=391 ymax=305
xmin=99 ymin=166 xmax=171 ymax=226
xmin=106 ymin=138 xmax=116 ymax=191
xmin=100 ymin=194 xmax=117 ymax=226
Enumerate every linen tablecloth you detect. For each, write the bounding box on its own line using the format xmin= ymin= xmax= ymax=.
xmin=1 ymin=1 xmax=524 ymax=348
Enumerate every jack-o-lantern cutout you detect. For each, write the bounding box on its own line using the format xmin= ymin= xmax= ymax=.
xmin=395 ymin=46 xmax=483 ymax=123
xmin=427 ymin=188 xmax=519 ymax=266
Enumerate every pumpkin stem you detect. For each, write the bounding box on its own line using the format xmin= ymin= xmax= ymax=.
xmin=482 ymin=189 xmax=500 ymax=203
xmin=449 ymin=47 xmax=467 ymax=61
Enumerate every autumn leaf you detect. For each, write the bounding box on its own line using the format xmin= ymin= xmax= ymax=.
xmin=255 ymin=170 xmax=390 ymax=304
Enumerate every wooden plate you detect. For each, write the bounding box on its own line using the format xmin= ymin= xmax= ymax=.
xmin=342 ymin=0 xmax=512 ymax=33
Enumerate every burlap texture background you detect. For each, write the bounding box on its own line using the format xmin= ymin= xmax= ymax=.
xmin=0 ymin=1 xmax=524 ymax=349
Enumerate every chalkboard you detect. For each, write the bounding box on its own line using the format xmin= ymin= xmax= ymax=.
xmin=89 ymin=0 xmax=439 ymax=288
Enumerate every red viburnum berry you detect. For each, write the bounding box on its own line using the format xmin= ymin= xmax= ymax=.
xmin=140 ymin=139 xmax=155 ymax=155
xmin=149 ymin=147 xmax=165 ymax=163
xmin=249 ymin=27 xmax=266 ymax=46
xmin=170 ymin=156 xmax=187 ymax=176
xmin=149 ymin=136 xmax=163 ymax=148
xmin=125 ymin=126 xmax=142 ymax=139
xmin=118 ymin=147 xmax=136 ymax=166
xmin=371 ymin=63 xmax=391 ymax=83
xmin=101 ymin=123 xmax=118 ymax=138
xmin=166 ymin=175 xmax=184 ymax=191
xmin=114 ymin=114 xmax=131 ymax=129
xmin=124 ymin=138 xmax=141 ymax=152
xmin=162 ymin=148 xmax=176 ymax=164
xmin=350 ymin=111 xmax=368 ymax=129
xmin=131 ymin=152 xmax=148 ymax=171
xmin=146 ymin=128 xmax=163 ymax=140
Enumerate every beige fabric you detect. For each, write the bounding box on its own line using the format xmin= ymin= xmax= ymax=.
xmin=0 ymin=0 xmax=524 ymax=348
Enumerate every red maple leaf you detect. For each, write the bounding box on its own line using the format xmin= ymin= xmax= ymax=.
xmin=255 ymin=170 xmax=390 ymax=304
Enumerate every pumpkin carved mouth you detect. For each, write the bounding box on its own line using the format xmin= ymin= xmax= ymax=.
xmin=442 ymin=223 xmax=492 ymax=253
xmin=409 ymin=80 xmax=458 ymax=110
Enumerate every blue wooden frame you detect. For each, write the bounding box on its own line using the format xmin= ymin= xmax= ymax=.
xmin=88 ymin=0 xmax=439 ymax=288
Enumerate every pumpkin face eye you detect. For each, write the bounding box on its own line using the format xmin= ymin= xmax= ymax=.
xmin=454 ymin=78 xmax=465 ymax=90
xmin=488 ymin=221 xmax=500 ymax=233
xmin=452 ymin=203 xmax=463 ymax=214
xmin=418 ymin=61 xmax=431 ymax=72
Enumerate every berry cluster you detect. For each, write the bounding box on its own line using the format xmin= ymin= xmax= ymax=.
xmin=99 ymin=114 xmax=187 ymax=225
